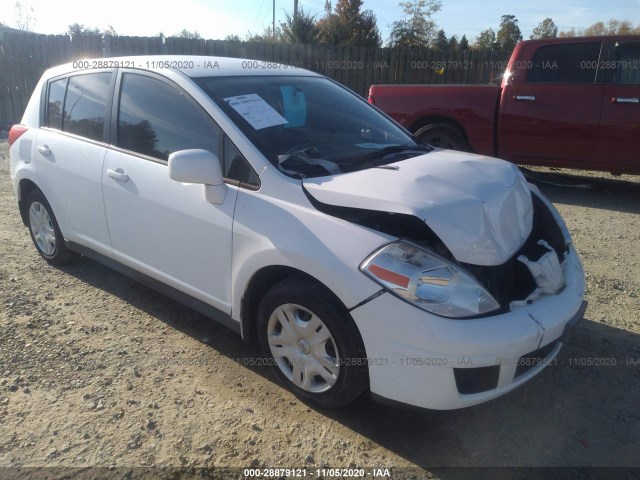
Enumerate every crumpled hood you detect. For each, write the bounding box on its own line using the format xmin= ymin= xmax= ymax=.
xmin=303 ymin=149 xmax=533 ymax=266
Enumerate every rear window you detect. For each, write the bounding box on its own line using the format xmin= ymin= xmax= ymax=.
xmin=614 ymin=42 xmax=640 ymax=85
xmin=46 ymin=78 xmax=67 ymax=129
xmin=526 ymin=42 xmax=602 ymax=84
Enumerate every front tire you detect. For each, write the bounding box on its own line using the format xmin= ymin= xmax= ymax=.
xmin=257 ymin=278 xmax=369 ymax=409
xmin=26 ymin=190 xmax=76 ymax=265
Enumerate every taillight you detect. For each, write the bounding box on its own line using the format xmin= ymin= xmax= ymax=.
xmin=8 ymin=125 xmax=28 ymax=147
xmin=368 ymin=95 xmax=375 ymax=105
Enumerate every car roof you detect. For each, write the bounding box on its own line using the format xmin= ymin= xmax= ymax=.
xmin=46 ymin=55 xmax=322 ymax=79
xmin=520 ymin=35 xmax=640 ymax=47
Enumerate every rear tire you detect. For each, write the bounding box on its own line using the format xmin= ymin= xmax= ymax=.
xmin=415 ymin=123 xmax=470 ymax=151
xmin=25 ymin=190 xmax=76 ymax=265
xmin=257 ymin=278 xmax=369 ymax=409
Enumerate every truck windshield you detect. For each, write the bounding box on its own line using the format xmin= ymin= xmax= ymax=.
xmin=194 ymin=76 xmax=430 ymax=178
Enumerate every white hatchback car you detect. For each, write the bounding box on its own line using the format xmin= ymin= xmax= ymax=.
xmin=9 ymin=56 xmax=587 ymax=410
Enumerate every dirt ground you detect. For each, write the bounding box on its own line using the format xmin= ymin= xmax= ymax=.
xmin=0 ymin=138 xmax=639 ymax=480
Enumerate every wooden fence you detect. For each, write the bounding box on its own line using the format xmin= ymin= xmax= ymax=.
xmin=0 ymin=25 xmax=509 ymax=126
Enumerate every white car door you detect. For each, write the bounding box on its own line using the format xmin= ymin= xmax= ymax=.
xmin=35 ymin=72 xmax=115 ymax=256
xmin=102 ymin=71 xmax=237 ymax=314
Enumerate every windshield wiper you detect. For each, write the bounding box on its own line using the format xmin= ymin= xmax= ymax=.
xmin=348 ymin=144 xmax=432 ymax=165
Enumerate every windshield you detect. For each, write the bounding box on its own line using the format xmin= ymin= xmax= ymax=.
xmin=194 ymin=76 xmax=431 ymax=178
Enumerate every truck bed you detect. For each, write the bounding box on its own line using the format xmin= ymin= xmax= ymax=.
xmin=368 ymin=84 xmax=501 ymax=156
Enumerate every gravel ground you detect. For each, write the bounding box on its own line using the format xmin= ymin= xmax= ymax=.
xmin=0 ymin=139 xmax=639 ymax=479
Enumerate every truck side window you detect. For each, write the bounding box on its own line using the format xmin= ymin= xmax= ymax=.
xmin=117 ymin=73 xmax=219 ymax=161
xmin=527 ymin=43 xmax=602 ymax=84
xmin=63 ymin=73 xmax=112 ymax=142
xmin=615 ymin=42 xmax=640 ymax=85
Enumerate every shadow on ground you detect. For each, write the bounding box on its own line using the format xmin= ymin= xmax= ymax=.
xmin=522 ymin=167 xmax=640 ymax=215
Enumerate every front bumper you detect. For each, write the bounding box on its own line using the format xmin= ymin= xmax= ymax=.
xmin=350 ymin=244 xmax=586 ymax=410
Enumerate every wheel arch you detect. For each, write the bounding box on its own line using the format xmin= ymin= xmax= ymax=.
xmin=408 ymin=115 xmax=471 ymax=149
xmin=240 ymin=265 xmax=354 ymax=346
xmin=17 ymin=178 xmax=41 ymax=226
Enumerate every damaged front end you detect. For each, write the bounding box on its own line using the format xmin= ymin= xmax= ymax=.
xmin=302 ymin=152 xmax=572 ymax=317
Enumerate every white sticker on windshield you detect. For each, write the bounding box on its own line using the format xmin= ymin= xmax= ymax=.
xmin=224 ymin=94 xmax=288 ymax=130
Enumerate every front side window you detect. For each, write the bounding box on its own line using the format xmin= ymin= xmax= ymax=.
xmin=63 ymin=73 xmax=111 ymax=142
xmin=46 ymin=78 xmax=67 ymax=129
xmin=223 ymin=136 xmax=259 ymax=187
xmin=117 ymin=73 xmax=218 ymax=161
xmin=614 ymin=42 xmax=640 ymax=85
xmin=195 ymin=76 xmax=427 ymax=178
xmin=527 ymin=42 xmax=602 ymax=84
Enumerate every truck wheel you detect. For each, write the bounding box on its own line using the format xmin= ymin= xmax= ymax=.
xmin=26 ymin=189 xmax=77 ymax=265
xmin=257 ymin=278 xmax=369 ymax=409
xmin=415 ymin=123 xmax=469 ymax=151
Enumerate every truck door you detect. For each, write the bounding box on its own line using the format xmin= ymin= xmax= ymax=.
xmin=593 ymin=40 xmax=640 ymax=172
xmin=499 ymin=41 xmax=605 ymax=167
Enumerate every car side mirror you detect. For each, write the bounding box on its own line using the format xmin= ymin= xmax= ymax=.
xmin=168 ymin=149 xmax=226 ymax=204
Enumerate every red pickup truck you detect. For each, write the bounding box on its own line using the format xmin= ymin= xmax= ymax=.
xmin=368 ymin=36 xmax=640 ymax=174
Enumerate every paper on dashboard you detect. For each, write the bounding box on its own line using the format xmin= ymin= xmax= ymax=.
xmin=224 ymin=94 xmax=288 ymax=130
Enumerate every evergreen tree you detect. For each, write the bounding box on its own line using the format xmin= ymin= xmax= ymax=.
xmin=317 ymin=0 xmax=382 ymax=46
xmin=496 ymin=14 xmax=522 ymax=54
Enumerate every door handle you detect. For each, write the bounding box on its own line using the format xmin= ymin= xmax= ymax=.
xmin=612 ymin=97 xmax=639 ymax=104
xmin=514 ymin=95 xmax=536 ymax=101
xmin=37 ymin=145 xmax=51 ymax=156
xmin=107 ymin=168 xmax=129 ymax=182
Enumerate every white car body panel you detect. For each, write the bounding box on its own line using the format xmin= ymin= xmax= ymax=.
xmin=303 ymin=150 xmax=533 ymax=266
xmin=230 ymin=166 xmax=392 ymax=320
xmin=102 ymin=149 xmax=238 ymax=313
xmin=9 ymin=129 xmax=38 ymax=199
xmin=35 ymin=130 xmax=112 ymax=257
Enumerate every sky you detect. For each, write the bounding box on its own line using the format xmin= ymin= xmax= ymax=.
xmin=1 ymin=0 xmax=639 ymax=42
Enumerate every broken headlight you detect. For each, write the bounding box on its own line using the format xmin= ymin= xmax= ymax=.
xmin=361 ymin=241 xmax=500 ymax=318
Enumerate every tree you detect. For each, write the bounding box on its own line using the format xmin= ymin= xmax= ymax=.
xmin=317 ymin=0 xmax=382 ymax=47
xmin=174 ymin=29 xmax=202 ymax=39
xmin=475 ymin=28 xmax=496 ymax=49
xmin=68 ymin=23 xmax=101 ymax=36
xmin=558 ymin=28 xmax=577 ymax=38
xmin=559 ymin=19 xmax=640 ymax=37
xmin=614 ymin=20 xmax=635 ymax=35
xmin=246 ymin=26 xmax=283 ymax=43
xmin=496 ymin=14 xmax=522 ymax=54
xmin=584 ymin=21 xmax=605 ymax=36
xmin=224 ymin=34 xmax=242 ymax=42
xmin=387 ymin=0 xmax=442 ymax=47
xmin=433 ymin=29 xmax=448 ymax=50
xmin=15 ymin=1 xmax=35 ymax=31
xmin=530 ymin=18 xmax=558 ymax=39
xmin=458 ymin=34 xmax=469 ymax=50
xmin=103 ymin=25 xmax=118 ymax=37
xmin=448 ymin=35 xmax=458 ymax=50
xmin=280 ymin=6 xmax=319 ymax=44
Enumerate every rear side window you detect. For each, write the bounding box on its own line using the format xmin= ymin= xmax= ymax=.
xmin=46 ymin=78 xmax=67 ymax=129
xmin=117 ymin=73 xmax=218 ymax=161
xmin=63 ymin=73 xmax=111 ymax=142
xmin=527 ymin=43 xmax=602 ymax=84
xmin=615 ymin=42 xmax=640 ymax=85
